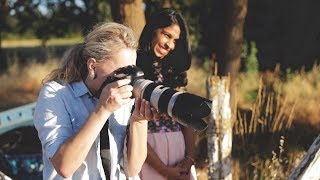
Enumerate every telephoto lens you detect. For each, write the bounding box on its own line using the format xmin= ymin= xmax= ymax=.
xmin=133 ymin=74 xmax=212 ymax=132
xmin=98 ymin=65 xmax=211 ymax=132
xmin=132 ymin=79 xmax=210 ymax=132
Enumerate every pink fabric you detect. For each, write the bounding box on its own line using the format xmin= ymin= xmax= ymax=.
xmin=139 ymin=131 xmax=197 ymax=180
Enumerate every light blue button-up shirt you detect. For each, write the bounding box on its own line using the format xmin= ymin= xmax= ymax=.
xmin=33 ymin=80 xmax=134 ymax=180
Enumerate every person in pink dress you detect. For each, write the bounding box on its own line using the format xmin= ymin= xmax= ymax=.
xmin=137 ymin=8 xmax=197 ymax=180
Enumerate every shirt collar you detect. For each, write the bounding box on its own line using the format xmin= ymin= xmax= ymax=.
xmin=70 ymin=80 xmax=92 ymax=97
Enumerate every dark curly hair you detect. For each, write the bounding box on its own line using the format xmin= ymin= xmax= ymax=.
xmin=137 ymin=8 xmax=191 ymax=89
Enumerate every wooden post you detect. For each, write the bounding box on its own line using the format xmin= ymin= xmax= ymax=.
xmin=289 ymin=135 xmax=320 ymax=180
xmin=207 ymin=75 xmax=232 ymax=180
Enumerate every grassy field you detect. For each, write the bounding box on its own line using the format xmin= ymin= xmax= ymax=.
xmin=2 ymin=37 xmax=83 ymax=48
xmin=0 ymin=39 xmax=319 ymax=179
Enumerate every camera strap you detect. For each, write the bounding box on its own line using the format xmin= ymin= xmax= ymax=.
xmin=100 ymin=120 xmax=110 ymax=150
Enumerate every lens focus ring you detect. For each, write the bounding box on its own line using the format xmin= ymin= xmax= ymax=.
xmin=150 ymin=86 xmax=170 ymax=111
xmin=167 ymin=92 xmax=183 ymax=117
xmin=132 ymin=79 xmax=153 ymax=99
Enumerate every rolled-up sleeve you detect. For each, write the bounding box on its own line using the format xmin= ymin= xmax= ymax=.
xmin=33 ymin=83 xmax=73 ymax=159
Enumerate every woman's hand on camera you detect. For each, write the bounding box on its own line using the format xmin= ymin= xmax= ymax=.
xmin=131 ymin=98 xmax=160 ymax=122
xmin=98 ymin=79 xmax=133 ymax=112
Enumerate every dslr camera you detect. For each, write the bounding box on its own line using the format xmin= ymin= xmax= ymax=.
xmin=97 ymin=65 xmax=211 ymax=132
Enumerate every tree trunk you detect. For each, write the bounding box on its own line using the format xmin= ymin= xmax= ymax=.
xmin=217 ymin=0 xmax=248 ymax=118
xmin=110 ymin=0 xmax=146 ymax=39
xmin=223 ymin=0 xmax=248 ymax=117
xmin=110 ymin=0 xmax=122 ymax=23
xmin=207 ymin=76 xmax=232 ymax=180
xmin=206 ymin=1 xmax=247 ymax=178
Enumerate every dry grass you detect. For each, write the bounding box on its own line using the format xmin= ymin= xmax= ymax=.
xmin=234 ymin=79 xmax=295 ymax=136
xmin=2 ymin=37 xmax=83 ymax=48
xmin=0 ymin=59 xmax=59 ymax=110
xmin=236 ymin=64 xmax=320 ymax=129
xmin=186 ymin=60 xmax=208 ymax=97
xmin=232 ymin=79 xmax=302 ymax=179
xmin=243 ymin=138 xmax=306 ymax=180
xmin=282 ymin=64 xmax=320 ymax=128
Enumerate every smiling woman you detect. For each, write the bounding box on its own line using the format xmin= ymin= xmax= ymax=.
xmin=134 ymin=8 xmax=197 ymax=180
xmin=151 ymin=24 xmax=181 ymax=59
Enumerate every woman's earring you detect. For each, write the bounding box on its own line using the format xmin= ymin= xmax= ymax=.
xmin=89 ymin=72 xmax=96 ymax=80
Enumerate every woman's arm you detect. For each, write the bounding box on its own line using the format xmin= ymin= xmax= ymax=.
xmin=176 ymin=126 xmax=196 ymax=171
xmin=145 ymin=143 xmax=168 ymax=175
xmin=146 ymin=143 xmax=188 ymax=178
xmin=127 ymin=99 xmax=148 ymax=176
xmin=181 ymin=126 xmax=196 ymax=160
xmin=51 ymin=79 xmax=132 ymax=177
xmin=127 ymin=98 xmax=161 ymax=176
xmin=51 ymin=106 xmax=111 ymax=177
xmin=127 ymin=119 xmax=148 ymax=176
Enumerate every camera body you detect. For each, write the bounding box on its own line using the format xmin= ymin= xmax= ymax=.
xmin=98 ymin=65 xmax=210 ymax=132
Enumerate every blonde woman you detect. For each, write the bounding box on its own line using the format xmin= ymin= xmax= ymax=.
xmin=34 ymin=22 xmax=158 ymax=180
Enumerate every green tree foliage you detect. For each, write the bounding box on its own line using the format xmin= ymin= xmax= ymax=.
xmin=2 ymin=0 xmax=113 ymax=43
xmin=244 ymin=41 xmax=259 ymax=74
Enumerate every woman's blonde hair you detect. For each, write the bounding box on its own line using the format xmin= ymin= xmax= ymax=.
xmin=43 ymin=22 xmax=138 ymax=84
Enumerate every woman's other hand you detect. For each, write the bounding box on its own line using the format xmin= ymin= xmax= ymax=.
xmin=175 ymin=157 xmax=194 ymax=177
xmin=131 ymin=98 xmax=160 ymax=122
xmin=161 ymin=166 xmax=188 ymax=180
